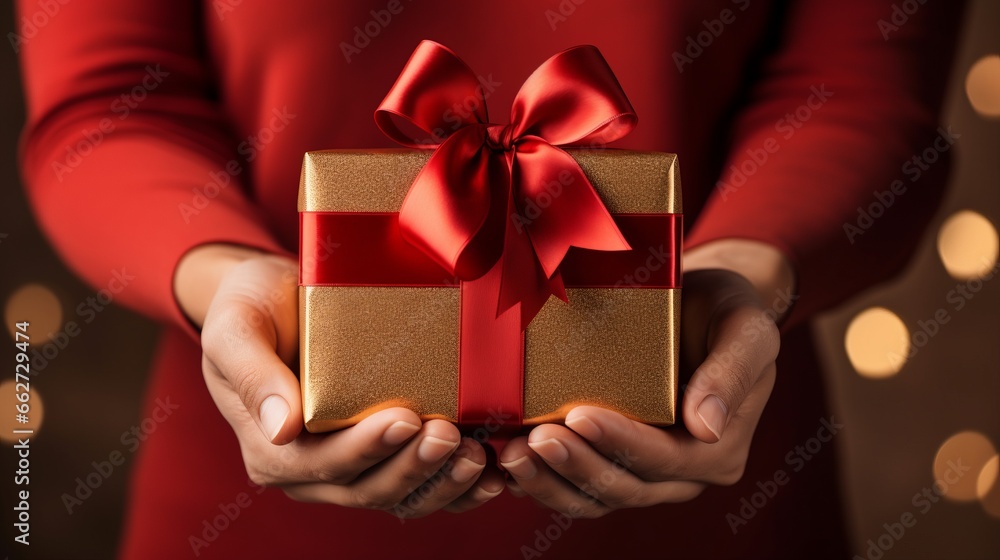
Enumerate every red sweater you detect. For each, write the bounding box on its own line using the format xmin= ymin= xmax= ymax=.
xmin=18 ymin=1 xmax=961 ymax=558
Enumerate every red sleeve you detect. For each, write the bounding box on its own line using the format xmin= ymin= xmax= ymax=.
xmin=16 ymin=0 xmax=287 ymax=334
xmin=685 ymin=0 xmax=965 ymax=327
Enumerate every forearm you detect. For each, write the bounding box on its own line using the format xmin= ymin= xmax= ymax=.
xmin=17 ymin=0 xmax=289 ymax=331
xmin=685 ymin=0 xmax=962 ymax=327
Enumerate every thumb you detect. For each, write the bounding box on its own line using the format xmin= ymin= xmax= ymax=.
xmin=200 ymin=257 xmax=302 ymax=446
xmin=202 ymin=300 xmax=304 ymax=445
xmin=682 ymin=303 xmax=779 ymax=443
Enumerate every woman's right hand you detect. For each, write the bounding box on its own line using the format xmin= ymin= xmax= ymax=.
xmin=175 ymin=244 xmax=503 ymax=518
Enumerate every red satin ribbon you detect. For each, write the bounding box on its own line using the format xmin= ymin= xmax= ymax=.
xmin=375 ymin=40 xmax=638 ymax=328
xmin=300 ymin=213 xmax=681 ymax=289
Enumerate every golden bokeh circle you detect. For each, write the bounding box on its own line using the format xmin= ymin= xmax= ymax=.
xmin=932 ymin=431 xmax=996 ymax=502
xmin=0 ymin=379 xmax=45 ymax=443
xmin=845 ymin=307 xmax=910 ymax=378
xmin=965 ymin=54 xmax=1000 ymax=118
xmin=937 ymin=210 xmax=1000 ymax=280
xmin=979 ymin=455 xmax=1000 ymax=519
xmin=4 ymin=284 xmax=63 ymax=345
xmin=978 ymin=454 xmax=999 ymax=499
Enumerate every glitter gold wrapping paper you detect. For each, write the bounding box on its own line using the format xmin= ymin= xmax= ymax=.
xmin=299 ymin=149 xmax=680 ymax=432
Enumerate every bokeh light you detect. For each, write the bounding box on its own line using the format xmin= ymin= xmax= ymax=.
xmin=937 ymin=210 xmax=1000 ymax=280
xmin=933 ymin=431 xmax=996 ymax=502
xmin=965 ymin=54 xmax=1000 ymax=118
xmin=979 ymin=455 xmax=1000 ymax=519
xmin=0 ymin=379 xmax=45 ymax=443
xmin=978 ymin=454 xmax=999 ymax=499
xmin=845 ymin=307 xmax=910 ymax=378
xmin=4 ymin=283 xmax=63 ymax=345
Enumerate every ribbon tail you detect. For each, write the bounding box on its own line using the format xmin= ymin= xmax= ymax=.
xmin=497 ymin=187 xmax=561 ymax=328
xmin=513 ymin=140 xmax=632 ymax=278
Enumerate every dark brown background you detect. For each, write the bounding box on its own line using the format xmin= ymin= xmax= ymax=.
xmin=1 ymin=2 xmax=998 ymax=559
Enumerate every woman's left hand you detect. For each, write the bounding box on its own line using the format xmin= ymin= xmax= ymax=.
xmin=498 ymin=262 xmax=784 ymax=518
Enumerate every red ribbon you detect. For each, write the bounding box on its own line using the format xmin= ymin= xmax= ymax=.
xmin=300 ymin=213 xmax=681 ymax=289
xmin=375 ymin=40 xmax=638 ymax=328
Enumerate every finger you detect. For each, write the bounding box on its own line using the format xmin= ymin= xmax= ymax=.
xmin=236 ymin=407 xmax=422 ymax=486
xmin=201 ymin=298 xmax=302 ymax=445
xmin=563 ymin=405 xmax=720 ymax=483
xmin=499 ymin=437 xmax=611 ymax=519
xmin=392 ymin=438 xmax=488 ymax=519
xmin=683 ymin=303 xmax=779 ymax=443
xmin=505 ymin=479 xmax=528 ymax=498
xmin=443 ymin=466 xmax=506 ymax=513
xmin=285 ymin=420 xmax=462 ymax=510
xmin=526 ymin=424 xmax=705 ymax=507
xmin=565 ymin=405 xmax=754 ymax=485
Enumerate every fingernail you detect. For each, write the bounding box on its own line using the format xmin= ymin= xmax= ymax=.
xmin=418 ymin=436 xmax=459 ymax=463
xmin=382 ymin=420 xmax=421 ymax=446
xmin=528 ymin=438 xmax=570 ymax=465
xmin=259 ymin=395 xmax=289 ymax=442
xmin=449 ymin=457 xmax=485 ymax=484
xmin=566 ymin=415 xmax=602 ymax=442
xmin=697 ymin=395 xmax=729 ymax=441
xmin=500 ymin=455 xmax=538 ymax=479
xmin=472 ymin=485 xmax=503 ymax=502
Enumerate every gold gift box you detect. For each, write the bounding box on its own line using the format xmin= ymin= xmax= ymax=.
xmin=299 ymin=149 xmax=681 ymax=432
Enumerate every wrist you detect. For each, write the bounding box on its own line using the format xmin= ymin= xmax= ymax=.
xmin=683 ymin=239 xmax=797 ymax=322
xmin=173 ymin=243 xmax=275 ymax=327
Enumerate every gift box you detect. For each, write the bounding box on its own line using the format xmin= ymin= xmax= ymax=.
xmin=299 ymin=148 xmax=681 ymax=432
xmin=298 ymin=41 xmax=682 ymax=436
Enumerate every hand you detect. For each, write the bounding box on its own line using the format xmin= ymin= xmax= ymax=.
xmin=175 ymin=245 xmax=504 ymax=517
xmin=498 ymin=241 xmax=789 ymax=517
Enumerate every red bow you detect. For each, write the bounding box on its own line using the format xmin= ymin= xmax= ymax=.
xmin=375 ymin=41 xmax=636 ymax=328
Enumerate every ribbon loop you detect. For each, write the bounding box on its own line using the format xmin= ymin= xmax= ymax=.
xmin=375 ymin=40 xmax=637 ymax=328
